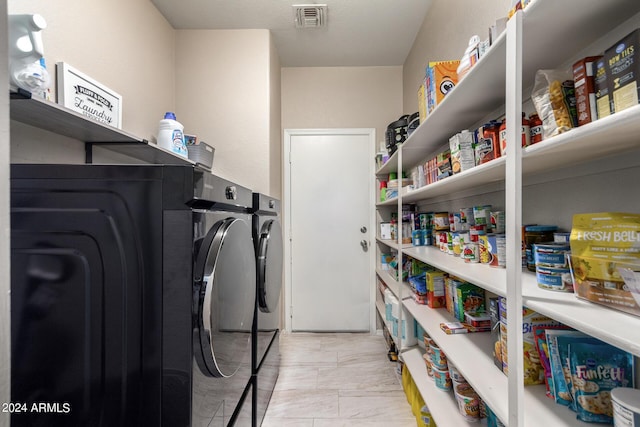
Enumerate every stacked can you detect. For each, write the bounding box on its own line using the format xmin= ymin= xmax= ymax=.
xmin=534 ymin=242 xmax=572 ymax=291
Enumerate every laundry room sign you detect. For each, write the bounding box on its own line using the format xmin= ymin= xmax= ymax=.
xmin=56 ymin=62 xmax=122 ymax=128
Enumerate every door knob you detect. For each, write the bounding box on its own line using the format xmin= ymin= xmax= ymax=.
xmin=360 ymin=240 xmax=368 ymax=252
xmin=360 ymin=226 xmax=367 ymax=233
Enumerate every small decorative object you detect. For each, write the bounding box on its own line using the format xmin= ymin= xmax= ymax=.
xmin=56 ymin=62 xmax=122 ymax=128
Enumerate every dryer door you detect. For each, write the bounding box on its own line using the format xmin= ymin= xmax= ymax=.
xmin=194 ymin=217 xmax=256 ymax=378
xmin=257 ymin=219 xmax=283 ymax=313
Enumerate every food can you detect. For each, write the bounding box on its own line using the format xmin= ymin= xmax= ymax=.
xmin=433 ymin=365 xmax=452 ymax=391
xmin=491 ymin=211 xmax=505 ymax=234
xmin=473 ymin=205 xmax=491 ymax=227
xmin=491 ymin=234 xmax=507 ymax=268
xmin=434 ymin=212 xmax=450 ymax=230
xmin=612 ymin=388 xmax=640 ymax=426
xmin=470 ymin=225 xmax=486 ymax=242
xmin=460 ymin=207 xmax=475 ymax=226
xmin=553 ymin=232 xmax=571 ymax=243
xmin=535 ymin=265 xmax=573 ymax=292
xmin=454 ymin=383 xmax=481 ymax=421
xmin=430 ymin=343 xmax=448 ymax=370
xmin=463 ymin=242 xmax=479 ymax=263
xmin=524 ymin=225 xmax=558 ymax=272
xmin=478 ymin=234 xmax=492 ymax=264
xmin=450 ymin=211 xmax=462 ymax=232
xmin=452 ymin=232 xmax=462 ymax=257
xmin=412 ymin=229 xmax=425 ymax=246
xmin=534 ymin=242 xmax=570 ymax=268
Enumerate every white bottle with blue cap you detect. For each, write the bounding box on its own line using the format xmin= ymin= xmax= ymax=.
xmin=157 ymin=112 xmax=188 ymax=158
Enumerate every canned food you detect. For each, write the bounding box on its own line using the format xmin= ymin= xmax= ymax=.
xmin=470 ymin=225 xmax=486 ymax=242
xmin=473 ymin=205 xmax=492 ymax=227
xmin=491 ymin=211 xmax=505 ymax=233
xmin=434 ymin=212 xmax=450 ymax=230
xmin=535 ymin=265 xmax=573 ymax=292
xmin=463 ymin=242 xmax=479 ymax=263
xmin=534 ymin=242 xmax=570 ymax=268
xmin=524 ymin=225 xmax=558 ymax=272
xmin=460 ymin=207 xmax=475 ymax=226
xmin=452 ymin=232 xmax=462 ymax=257
xmin=491 ymin=234 xmax=507 ymax=268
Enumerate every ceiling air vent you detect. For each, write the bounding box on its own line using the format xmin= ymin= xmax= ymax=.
xmin=293 ymin=4 xmax=327 ymax=28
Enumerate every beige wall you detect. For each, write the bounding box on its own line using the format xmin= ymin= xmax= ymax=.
xmin=9 ymin=0 xmax=175 ymax=144
xmin=281 ymin=66 xmax=403 ymax=152
xmin=402 ymin=0 xmax=511 ymax=114
xmin=269 ymin=34 xmax=282 ymax=198
xmin=175 ymin=29 xmax=279 ymax=195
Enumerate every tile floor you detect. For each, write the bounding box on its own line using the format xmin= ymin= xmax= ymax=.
xmin=261 ymin=332 xmax=416 ymax=427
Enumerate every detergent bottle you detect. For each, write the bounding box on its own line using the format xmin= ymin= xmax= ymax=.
xmin=8 ymin=14 xmax=50 ymax=97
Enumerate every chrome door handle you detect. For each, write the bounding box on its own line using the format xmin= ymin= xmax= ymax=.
xmin=360 ymin=240 xmax=368 ymax=252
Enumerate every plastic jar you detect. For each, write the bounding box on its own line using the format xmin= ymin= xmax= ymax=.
xmin=524 ymin=225 xmax=558 ymax=272
xmin=529 ymin=113 xmax=543 ymax=144
xmin=157 ymin=112 xmax=188 ymax=158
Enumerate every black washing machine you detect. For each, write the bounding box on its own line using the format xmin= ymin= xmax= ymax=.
xmin=10 ymin=164 xmax=255 ymax=427
xmin=251 ymin=194 xmax=283 ymax=426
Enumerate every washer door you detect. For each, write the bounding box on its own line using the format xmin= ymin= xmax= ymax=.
xmin=194 ymin=217 xmax=256 ymax=378
xmin=257 ymin=219 xmax=283 ymax=313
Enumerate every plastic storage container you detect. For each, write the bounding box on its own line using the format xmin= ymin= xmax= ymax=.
xmin=157 ymin=112 xmax=188 ymax=158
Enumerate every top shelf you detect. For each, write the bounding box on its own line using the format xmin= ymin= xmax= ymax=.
xmin=398 ymin=0 xmax=640 ymax=172
xmin=10 ymin=90 xmax=194 ymax=166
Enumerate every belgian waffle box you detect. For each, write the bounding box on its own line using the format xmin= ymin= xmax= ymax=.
xmin=604 ymin=28 xmax=640 ymax=114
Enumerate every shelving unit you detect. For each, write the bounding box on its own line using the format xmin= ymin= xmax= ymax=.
xmin=374 ymin=1 xmax=640 ymax=425
xmin=9 ymin=89 xmax=194 ymax=166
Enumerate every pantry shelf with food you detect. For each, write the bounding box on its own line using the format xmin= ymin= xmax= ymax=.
xmin=521 ymin=272 xmax=640 ymax=357
xmin=403 ymin=298 xmax=506 ymax=421
xmin=403 ymin=348 xmax=488 ymax=427
xmin=376 ymin=267 xmax=408 ymax=301
xmin=404 ymin=246 xmax=507 ymax=298
xmin=373 ymin=1 xmax=640 ymax=425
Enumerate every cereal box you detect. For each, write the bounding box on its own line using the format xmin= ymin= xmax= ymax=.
xmin=426 ymin=61 xmax=460 ymax=114
xmin=426 ymin=270 xmax=446 ymax=308
xmin=418 ymin=78 xmax=427 ymax=122
xmin=570 ymin=213 xmax=640 ymax=317
xmin=453 ymin=282 xmax=484 ymax=321
xmin=573 ymin=56 xmax=601 ymax=126
xmin=499 ymin=300 xmax=562 ymax=384
xmin=604 ymin=29 xmax=640 ymax=114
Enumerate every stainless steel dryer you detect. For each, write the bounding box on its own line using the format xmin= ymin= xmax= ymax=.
xmin=10 ymin=164 xmax=255 ymax=427
xmin=251 ymin=193 xmax=283 ymax=426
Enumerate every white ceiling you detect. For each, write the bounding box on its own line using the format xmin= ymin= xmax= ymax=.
xmin=150 ymin=0 xmax=433 ymax=67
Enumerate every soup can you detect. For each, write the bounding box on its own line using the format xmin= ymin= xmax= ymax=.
xmin=490 ymin=211 xmax=505 ymax=233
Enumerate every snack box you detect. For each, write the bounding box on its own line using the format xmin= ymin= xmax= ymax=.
xmin=453 ymin=282 xmax=485 ymax=321
xmin=426 ymin=270 xmax=446 ymax=308
xmin=604 ymin=29 xmax=640 ymax=113
xmin=418 ymin=78 xmax=427 ymax=122
xmin=595 ymin=58 xmax=612 ymax=119
xmin=498 ymin=300 xmax=563 ymax=384
xmin=573 ymin=56 xmax=601 ymax=126
xmin=426 ymin=60 xmax=460 ymax=114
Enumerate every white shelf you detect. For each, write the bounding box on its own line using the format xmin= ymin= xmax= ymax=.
xmin=400 ymin=26 xmax=507 ymax=170
xmin=522 ymin=272 xmax=640 ymax=358
xmin=376 ymin=151 xmax=398 ymax=176
xmin=376 ymin=237 xmax=412 ymax=252
xmin=522 ymin=104 xmax=640 ymax=176
xmin=403 ymin=298 xmax=507 ymax=424
xmin=403 ymin=246 xmax=507 ymax=297
xmin=376 ymin=268 xmax=403 ymax=300
xmin=402 ymin=348 xmax=486 ymax=427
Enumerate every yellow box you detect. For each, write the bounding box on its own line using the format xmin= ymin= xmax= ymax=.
xmin=426 ymin=61 xmax=460 ymax=113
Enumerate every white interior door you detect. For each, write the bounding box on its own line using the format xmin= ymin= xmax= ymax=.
xmin=284 ymin=129 xmax=374 ymax=332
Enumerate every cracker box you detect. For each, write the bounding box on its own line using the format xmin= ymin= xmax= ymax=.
xmin=573 ymin=56 xmax=601 ymax=126
xmin=498 ymin=300 xmax=563 ymax=384
xmin=595 ymin=58 xmax=612 ymax=119
xmin=425 ymin=270 xmax=446 ymax=308
xmin=604 ymin=29 xmax=640 ymax=113
xmin=426 ymin=61 xmax=460 ymax=114
xmin=418 ymin=78 xmax=427 ymax=122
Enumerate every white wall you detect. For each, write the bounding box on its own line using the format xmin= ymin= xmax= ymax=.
xmin=281 ymin=66 xmax=404 ymax=151
xmin=402 ymin=0 xmax=511 ymax=114
xmin=175 ymin=29 xmax=280 ymax=195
